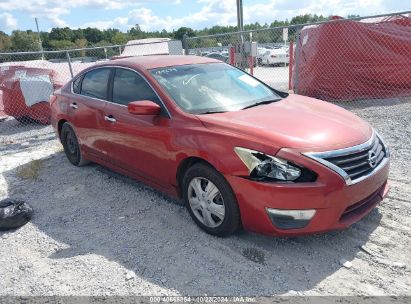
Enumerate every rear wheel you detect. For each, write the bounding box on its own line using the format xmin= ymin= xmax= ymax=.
xmin=182 ymin=163 xmax=241 ymax=237
xmin=60 ymin=123 xmax=89 ymax=166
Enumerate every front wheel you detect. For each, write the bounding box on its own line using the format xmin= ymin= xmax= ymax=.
xmin=182 ymin=163 xmax=241 ymax=237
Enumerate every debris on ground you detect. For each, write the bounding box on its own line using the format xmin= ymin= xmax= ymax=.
xmin=0 ymin=199 xmax=33 ymax=231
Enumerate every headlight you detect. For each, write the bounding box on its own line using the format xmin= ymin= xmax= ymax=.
xmin=234 ymin=147 xmax=301 ymax=181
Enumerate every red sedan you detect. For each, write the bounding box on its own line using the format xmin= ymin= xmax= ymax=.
xmin=50 ymin=55 xmax=390 ymax=237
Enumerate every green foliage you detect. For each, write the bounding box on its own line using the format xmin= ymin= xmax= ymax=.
xmin=48 ymin=39 xmax=75 ymax=50
xmin=173 ymin=27 xmax=196 ymax=40
xmin=49 ymin=27 xmax=74 ymax=41
xmin=0 ymin=13 xmax=345 ymax=53
xmin=84 ymin=27 xmax=104 ymax=43
xmin=128 ymin=24 xmax=146 ymax=39
xmin=111 ymin=32 xmax=128 ymax=45
xmin=10 ymin=30 xmax=41 ymax=52
xmin=0 ymin=31 xmax=12 ymax=51
xmin=102 ymin=28 xmax=121 ymax=42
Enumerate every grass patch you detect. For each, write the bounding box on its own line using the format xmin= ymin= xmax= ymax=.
xmin=16 ymin=159 xmax=44 ymax=180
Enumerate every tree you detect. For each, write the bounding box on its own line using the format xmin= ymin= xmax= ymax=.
xmin=39 ymin=32 xmax=50 ymax=49
xmin=84 ymin=27 xmax=103 ymax=43
xmin=2 ymin=13 xmax=345 ymax=53
xmin=48 ymin=39 xmax=75 ymax=50
xmin=72 ymin=29 xmax=85 ymax=41
xmin=0 ymin=31 xmax=12 ymax=51
xmin=49 ymin=27 xmax=74 ymax=42
xmin=103 ymin=28 xmax=120 ymax=43
xmin=129 ymin=24 xmax=147 ymax=39
xmin=111 ymin=32 xmax=128 ymax=45
xmin=10 ymin=30 xmax=41 ymax=52
xmin=290 ymin=14 xmax=328 ymax=25
xmin=174 ymin=27 xmax=195 ymax=41
xmin=75 ymin=38 xmax=88 ymax=56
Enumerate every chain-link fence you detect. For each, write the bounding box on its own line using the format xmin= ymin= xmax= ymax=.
xmin=185 ymin=11 xmax=411 ymax=101
xmin=0 ymin=39 xmax=183 ymax=150
xmin=1 ymin=12 xmax=410 ymax=152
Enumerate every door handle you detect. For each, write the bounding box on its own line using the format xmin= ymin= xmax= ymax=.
xmin=70 ymin=102 xmax=78 ymax=109
xmin=104 ymin=115 xmax=117 ymax=123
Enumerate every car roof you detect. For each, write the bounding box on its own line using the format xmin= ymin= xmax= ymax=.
xmin=108 ymin=55 xmax=220 ymax=70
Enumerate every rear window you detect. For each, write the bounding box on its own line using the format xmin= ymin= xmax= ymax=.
xmin=80 ymin=68 xmax=111 ymax=100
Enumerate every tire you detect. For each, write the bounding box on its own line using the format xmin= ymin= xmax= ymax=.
xmin=182 ymin=163 xmax=241 ymax=237
xmin=60 ymin=122 xmax=89 ymax=166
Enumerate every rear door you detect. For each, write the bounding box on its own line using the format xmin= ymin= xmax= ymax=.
xmin=103 ymin=67 xmax=173 ymax=188
xmin=71 ymin=67 xmax=112 ymax=160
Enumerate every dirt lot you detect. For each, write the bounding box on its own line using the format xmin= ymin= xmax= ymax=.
xmin=0 ymin=98 xmax=410 ymax=296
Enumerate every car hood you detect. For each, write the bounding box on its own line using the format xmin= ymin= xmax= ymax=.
xmin=196 ymin=94 xmax=373 ymax=151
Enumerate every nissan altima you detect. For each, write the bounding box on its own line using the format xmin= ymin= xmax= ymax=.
xmin=50 ymin=55 xmax=390 ymax=237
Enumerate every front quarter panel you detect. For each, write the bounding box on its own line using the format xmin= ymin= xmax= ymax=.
xmin=169 ymin=116 xmax=281 ymax=186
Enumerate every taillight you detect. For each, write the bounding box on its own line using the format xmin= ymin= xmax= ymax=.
xmin=49 ymin=95 xmax=57 ymax=105
xmin=270 ymin=55 xmax=277 ymax=58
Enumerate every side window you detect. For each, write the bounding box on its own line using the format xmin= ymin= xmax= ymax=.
xmin=72 ymin=76 xmax=82 ymax=94
xmin=80 ymin=68 xmax=111 ymax=100
xmin=112 ymin=68 xmax=160 ymax=106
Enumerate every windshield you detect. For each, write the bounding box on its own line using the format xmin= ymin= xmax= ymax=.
xmin=150 ymin=63 xmax=281 ymax=114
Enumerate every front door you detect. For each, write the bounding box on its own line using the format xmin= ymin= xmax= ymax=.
xmin=103 ymin=68 xmax=174 ymax=188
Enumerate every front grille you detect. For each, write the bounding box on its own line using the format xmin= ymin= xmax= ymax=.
xmin=323 ymin=135 xmax=386 ymax=182
xmin=304 ymin=132 xmax=389 ymax=185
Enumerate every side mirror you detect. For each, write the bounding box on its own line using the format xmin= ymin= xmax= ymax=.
xmin=128 ymin=100 xmax=161 ymax=115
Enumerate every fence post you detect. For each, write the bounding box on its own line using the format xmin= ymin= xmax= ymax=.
xmin=288 ymin=40 xmax=294 ymax=91
xmin=66 ymin=51 xmax=74 ymax=78
xmin=119 ymin=46 xmax=122 ymax=56
xmin=182 ymin=34 xmax=189 ymax=55
xmin=293 ymin=27 xmax=302 ymax=94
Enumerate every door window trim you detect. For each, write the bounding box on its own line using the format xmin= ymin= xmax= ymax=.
xmin=74 ymin=67 xmax=113 ymax=102
xmin=71 ymin=65 xmax=172 ymax=118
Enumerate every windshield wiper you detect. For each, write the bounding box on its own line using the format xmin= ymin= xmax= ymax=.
xmin=198 ymin=110 xmax=227 ymax=114
xmin=241 ymin=99 xmax=281 ymax=110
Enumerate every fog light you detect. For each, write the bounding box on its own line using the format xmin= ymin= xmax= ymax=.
xmin=266 ymin=208 xmax=316 ymax=230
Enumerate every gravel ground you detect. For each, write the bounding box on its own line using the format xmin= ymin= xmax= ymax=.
xmin=0 ymin=97 xmax=410 ymax=296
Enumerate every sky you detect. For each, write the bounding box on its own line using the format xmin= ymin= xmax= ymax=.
xmin=0 ymin=0 xmax=410 ymax=34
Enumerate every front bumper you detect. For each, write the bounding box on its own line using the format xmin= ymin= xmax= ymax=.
xmin=225 ymin=150 xmax=390 ymax=237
